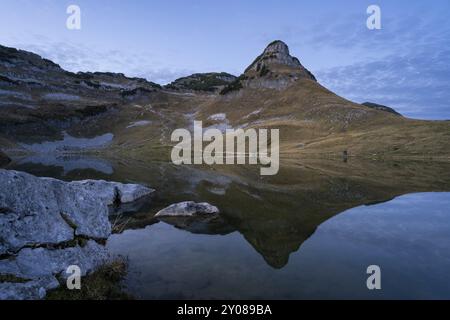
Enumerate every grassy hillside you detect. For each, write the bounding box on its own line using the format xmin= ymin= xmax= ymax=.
xmin=194 ymin=78 xmax=450 ymax=160
xmin=1 ymin=41 xmax=449 ymax=162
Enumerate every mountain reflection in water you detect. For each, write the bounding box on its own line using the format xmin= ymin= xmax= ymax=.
xmin=6 ymin=156 xmax=450 ymax=299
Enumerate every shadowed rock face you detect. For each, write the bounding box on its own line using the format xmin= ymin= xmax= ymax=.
xmin=0 ymin=169 xmax=153 ymax=299
xmin=69 ymin=179 xmax=154 ymax=206
xmin=0 ymin=241 xmax=109 ymax=300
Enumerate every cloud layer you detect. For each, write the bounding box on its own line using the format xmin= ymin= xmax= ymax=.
xmin=1 ymin=2 xmax=449 ymax=119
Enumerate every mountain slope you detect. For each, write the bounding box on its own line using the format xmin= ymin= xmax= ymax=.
xmin=0 ymin=41 xmax=449 ymax=161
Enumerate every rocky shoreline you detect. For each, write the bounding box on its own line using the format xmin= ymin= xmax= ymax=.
xmin=0 ymin=169 xmax=154 ymax=299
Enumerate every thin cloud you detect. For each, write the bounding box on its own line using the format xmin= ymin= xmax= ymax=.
xmin=316 ymin=49 xmax=450 ymax=120
xmin=11 ymin=38 xmax=191 ymax=85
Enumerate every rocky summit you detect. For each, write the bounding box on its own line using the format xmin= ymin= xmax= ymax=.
xmin=0 ymin=151 xmax=10 ymax=166
xmin=221 ymin=40 xmax=317 ymax=92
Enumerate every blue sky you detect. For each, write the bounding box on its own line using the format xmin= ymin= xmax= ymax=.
xmin=0 ymin=0 xmax=449 ymax=119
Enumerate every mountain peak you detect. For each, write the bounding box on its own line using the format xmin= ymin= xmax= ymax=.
xmin=262 ymin=40 xmax=298 ymax=66
xmin=220 ymin=40 xmax=316 ymax=94
xmin=243 ymin=40 xmax=316 ymax=83
xmin=164 ymin=72 xmax=236 ymax=92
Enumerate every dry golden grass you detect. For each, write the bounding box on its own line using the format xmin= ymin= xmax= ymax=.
xmin=190 ymin=79 xmax=450 ymax=160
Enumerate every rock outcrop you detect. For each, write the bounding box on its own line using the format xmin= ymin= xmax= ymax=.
xmin=155 ymin=201 xmax=219 ymax=217
xmin=69 ymin=179 xmax=155 ymax=206
xmin=0 ymin=169 xmax=154 ymax=299
xmin=0 ymin=241 xmax=108 ymax=300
